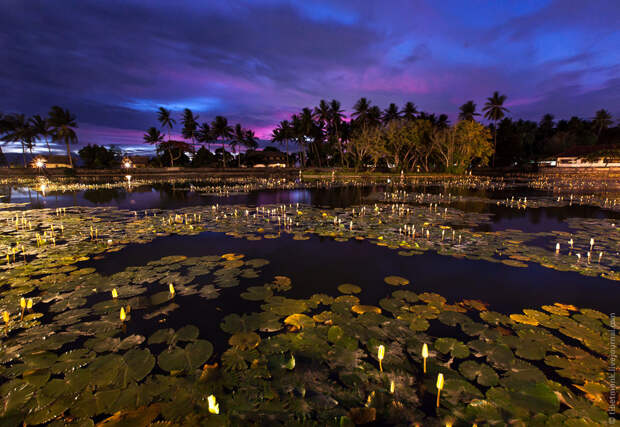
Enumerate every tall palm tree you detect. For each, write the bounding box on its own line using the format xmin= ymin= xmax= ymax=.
xmin=382 ymin=103 xmax=401 ymax=123
xmin=157 ymin=107 xmax=177 ymax=166
xmin=592 ymin=109 xmax=613 ymax=138
xmin=231 ymin=124 xmax=246 ymax=167
xmin=30 ymin=114 xmax=53 ymax=154
xmin=482 ymin=92 xmax=509 ymax=167
xmin=352 ymin=97 xmax=372 ymax=131
xmin=329 ymin=99 xmax=346 ymax=167
xmin=368 ymin=106 xmax=382 ymax=127
xmin=48 ymin=106 xmax=78 ymax=167
xmin=143 ymin=127 xmax=164 ymax=166
xmin=211 ymin=116 xmax=233 ymax=167
xmin=458 ymin=101 xmax=479 ymax=121
xmin=243 ymin=129 xmax=258 ymax=153
xmin=2 ymin=114 xmax=34 ymax=167
xmin=402 ymin=102 xmax=418 ymax=120
xmin=197 ymin=122 xmax=212 ymax=152
xmin=181 ymin=108 xmax=199 ymax=149
xmin=272 ymin=120 xmax=293 ymax=167
xmin=300 ymin=107 xmax=321 ymax=167
xmin=291 ymin=114 xmax=306 ymax=168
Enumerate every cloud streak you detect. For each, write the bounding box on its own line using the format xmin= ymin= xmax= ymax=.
xmin=0 ymin=0 xmax=617 ymax=150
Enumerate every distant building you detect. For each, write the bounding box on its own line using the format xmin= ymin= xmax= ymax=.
xmin=555 ymin=145 xmax=620 ymax=168
xmin=121 ymin=156 xmax=150 ymax=168
xmin=244 ymin=149 xmax=287 ymax=168
xmin=30 ymin=154 xmax=75 ymax=168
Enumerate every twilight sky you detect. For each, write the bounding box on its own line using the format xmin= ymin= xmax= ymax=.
xmin=1 ymin=0 xmax=619 ymax=153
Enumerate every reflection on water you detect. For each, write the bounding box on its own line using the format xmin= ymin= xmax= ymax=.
xmin=90 ymin=231 xmax=620 ymax=315
xmin=2 ymin=183 xmax=619 ymax=232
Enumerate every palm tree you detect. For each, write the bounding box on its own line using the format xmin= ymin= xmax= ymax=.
xmin=482 ymin=92 xmax=509 ymax=167
xmin=402 ymin=102 xmax=418 ymax=120
xmin=30 ymin=114 xmax=53 ymax=154
xmin=48 ymin=106 xmax=78 ymax=167
xmin=231 ymin=124 xmax=246 ymax=167
xmin=181 ymin=108 xmax=199 ymax=149
xmin=243 ymin=129 xmax=258 ymax=155
xmin=458 ymin=101 xmax=479 ymax=121
xmin=592 ymin=109 xmax=613 ymax=138
xmin=2 ymin=114 xmax=34 ymax=167
xmin=382 ymin=103 xmax=401 ymax=123
xmin=197 ymin=122 xmax=212 ymax=152
xmin=272 ymin=120 xmax=293 ymax=167
xmin=329 ymin=99 xmax=346 ymax=167
xmin=300 ymin=107 xmax=321 ymax=167
xmin=143 ymin=127 xmax=165 ymax=167
xmin=156 ymin=107 xmax=177 ymax=166
xmin=352 ymin=97 xmax=371 ymax=130
xmin=211 ymin=116 xmax=233 ymax=167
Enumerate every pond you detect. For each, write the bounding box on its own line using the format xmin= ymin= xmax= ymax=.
xmin=0 ymin=176 xmax=617 ymax=426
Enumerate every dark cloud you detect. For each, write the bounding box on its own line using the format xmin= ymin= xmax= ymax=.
xmin=0 ymin=0 xmax=618 ymax=152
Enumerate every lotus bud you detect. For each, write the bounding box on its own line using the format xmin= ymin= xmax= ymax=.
xmin=20 ymin=297 xmax=26 ymax=309
xmin=555 ymin=243 xmax=560 ymax=254
xmin=422 ymin=343 xmax=428 ymax=373
xmin=120 ymin=307 xmax=126 ymax=322
xmin=27 ymin=298 xmax=33 ymax=309
xmin=169 ymin=283 xmax=175 ymax=296
xmin=2 ymin=311 xmax=9 ymax=324
xmin=207 ymin=394 xmax=219 ymax=414
xmin=589 ymin=238 xmax=594 ymax=251
xmin=390 ymin=380 xmax=395 ymax=394
xmin=111 ymin=288 xmax=118 ymax=298
xmin=436 ymin=373 xmax=444 ymax=407
xmin=376 ymin=344 xmax=386 ymax=372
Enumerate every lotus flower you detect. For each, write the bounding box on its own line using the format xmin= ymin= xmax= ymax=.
xmin=377 ymin=344 xmax=385 ymax=372
xmin=436 ymin=373 xmax=444 ymax=407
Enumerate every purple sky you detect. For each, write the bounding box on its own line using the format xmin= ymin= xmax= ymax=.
xmin=1 ymin=0 xmax=619 ymax=154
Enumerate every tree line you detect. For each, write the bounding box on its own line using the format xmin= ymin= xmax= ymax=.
xmin=0 ymin=107 xmax=78 ymax=167
xmin=271 ymin=94 xmax=617 ymax=172
xmin=143 ymin=107 xmax=258 ymax=167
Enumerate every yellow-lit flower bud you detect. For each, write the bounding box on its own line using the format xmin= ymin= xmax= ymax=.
xmin=207 ymin=394 xmax=219 ymax=414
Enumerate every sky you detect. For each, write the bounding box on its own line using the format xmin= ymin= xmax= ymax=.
xmin=1 ymin=0 xmax=619 ymax=154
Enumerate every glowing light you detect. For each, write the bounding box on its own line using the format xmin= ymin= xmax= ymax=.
xmin=422 ymin=343 xmax=428 ymax=373
xmin=377 ymin=344 xmax=385 ymax=372
xmin=120 ymin=307 xmax=126 ymax=322
xmin=2 ymin=311 xmax=9 ymax=324
xmin=169 ymin=283 xmax=175 ymax=296
xmin=27 ymin=298 xmax=33 ymax=309
xmin=20 ymin=298 xmax=26 ymax=309
xmin=112 ymin=288 xmax=118 ymax=298
xmin=207 ymin=395 xmax=219 ymax=414
xmin=436 ymin=373 xmax=444 ymax=407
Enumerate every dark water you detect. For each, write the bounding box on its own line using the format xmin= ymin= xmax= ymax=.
xmin=89 ymin=231 xmax=620 ymax=319
xmin=3 ymin=183 xmax=619 ymax=318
